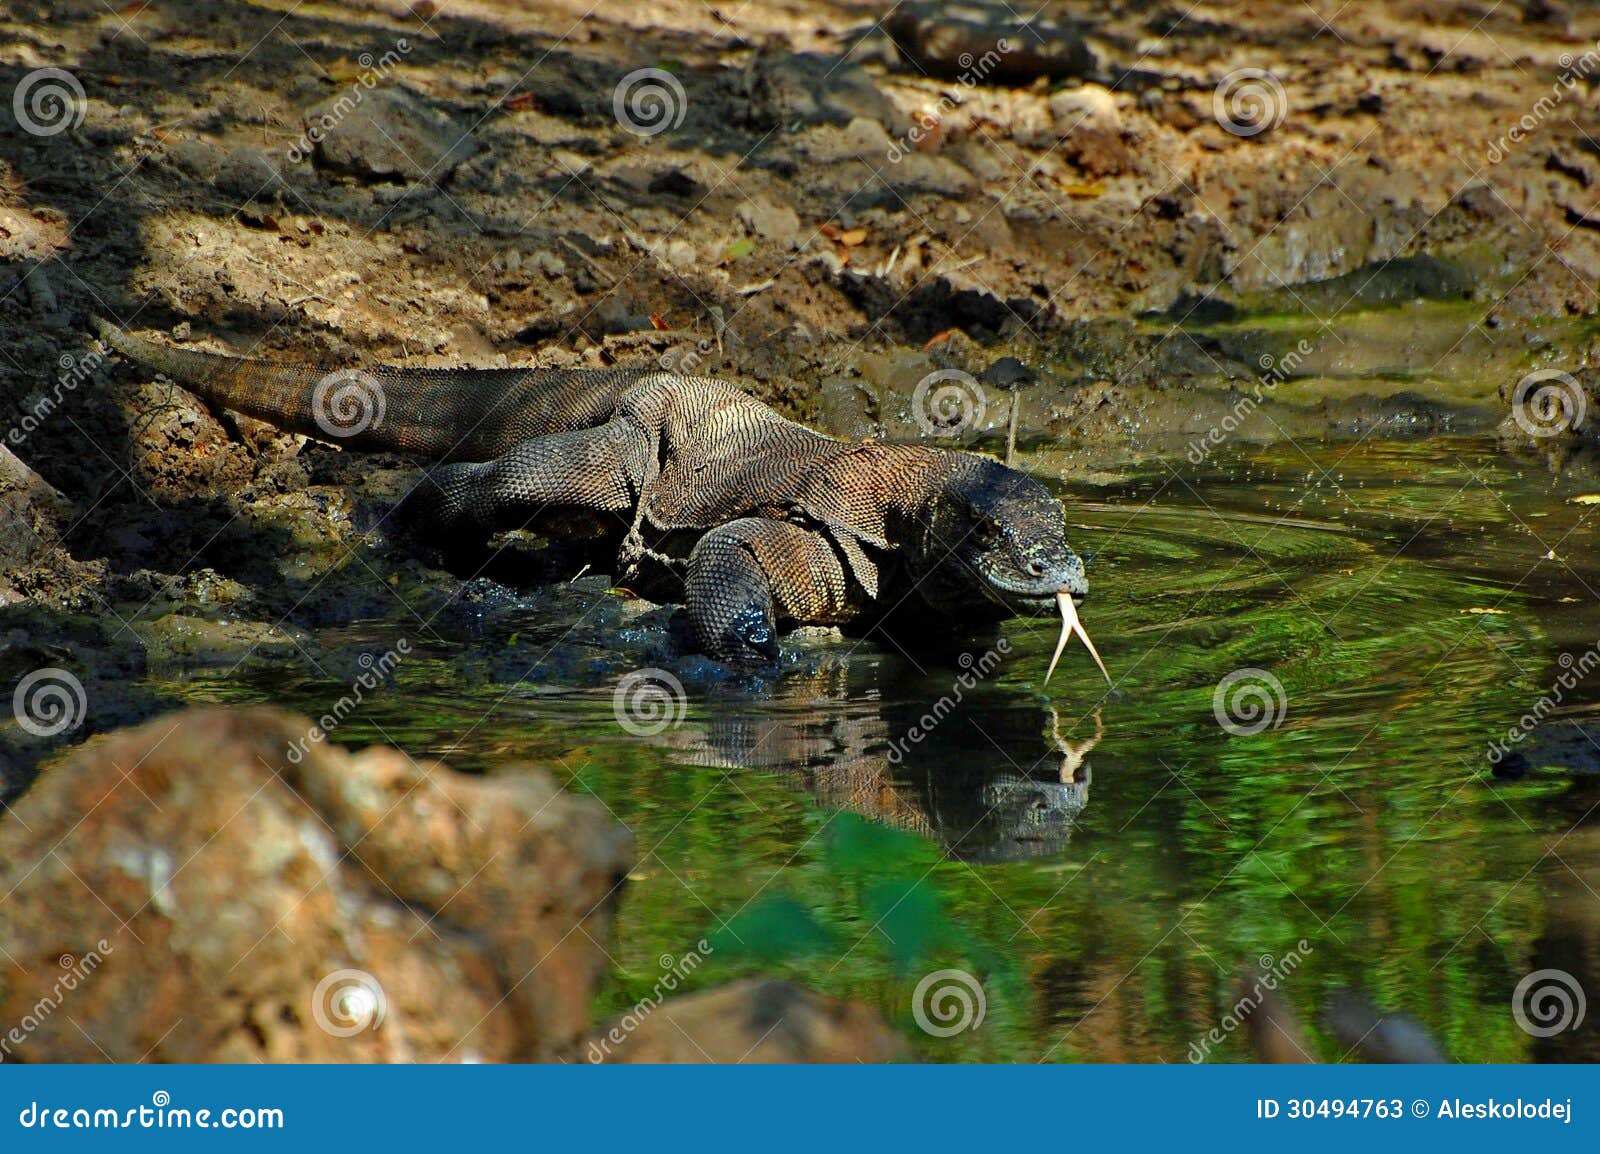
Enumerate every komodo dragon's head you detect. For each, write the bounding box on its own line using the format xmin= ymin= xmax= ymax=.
xmin=910 ymin=455 xmax=1085 ymax=613
xmin=908 ymin=455 xmax=1110 ymax=686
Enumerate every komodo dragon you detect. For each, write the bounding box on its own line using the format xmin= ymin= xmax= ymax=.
xmin=94 ymin=319 xmax=1107 ymax=673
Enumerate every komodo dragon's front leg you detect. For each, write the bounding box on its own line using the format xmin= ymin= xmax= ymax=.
xmin=685 ymin=519 xmax=863 ymax=661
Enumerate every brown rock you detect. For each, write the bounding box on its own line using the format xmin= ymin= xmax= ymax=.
xmin=589 ymin=979 xmax=908 ymax=1064
xmin=0 ymin=706 xmax=632 ymax=1062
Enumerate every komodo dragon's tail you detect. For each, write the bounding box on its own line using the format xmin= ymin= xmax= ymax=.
xmin=92 ymin=318 xmax=646 ymax=462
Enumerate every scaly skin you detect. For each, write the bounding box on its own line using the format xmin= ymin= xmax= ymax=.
xmin=94 ymin=319 xmax=1089 ymax=662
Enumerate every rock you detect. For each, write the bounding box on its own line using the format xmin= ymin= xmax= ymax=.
xmin=742 ymin=46 xmax=902 ymax=132
xmin=735 ymin=197 xmax=801 ymax=247
xmin=807 ymin=118 xmax=974 ymax=198
xmin=981 ymin=356 xmax=1036 ymax=389
xmin=1047 ymin=84 xmax=1131 ymax=175
xmin=816 ymin=376 xmax=880 ymax=440
xmin=1006 ymin=93 xmax=1055 ymax=149
xmin=886 ymin=2 xmax=1098 ymax=83
xmin=166 ymin=137 xmax=225 ymax=181
xmin=132 ymin=613 xmax=309 ymax=668
xmin=1491 ymin=719 xmax=1600 ymax=778
xmin=1323 ymin=989 xmax=1449 ymax=1063
xmin=306 ymin=87 xmax=479 ymax=182
xmin=590 ymin=979 xmax=908 ymax=1063
xmin=0 ymin=706 xmax=632 ymax=1061
xmin=1049 ymin=84 xmax=1120 ymax=136
xmin=213 ymin=146 xmax=282 ymax=201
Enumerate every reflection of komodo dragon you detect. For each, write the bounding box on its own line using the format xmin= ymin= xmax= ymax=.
xmin=95 ymin=320 xmax=1092 ymax=664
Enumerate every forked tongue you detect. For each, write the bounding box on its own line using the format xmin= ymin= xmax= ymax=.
xmin=1045 ymin=590 xmax=1112 ymax=688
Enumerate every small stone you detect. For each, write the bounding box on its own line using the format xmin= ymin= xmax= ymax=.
xmin=306 ymin=87 xmax=479 ymax=182
xmin=663 ymin=240 xmax=697 ymax=270
xmin=168 ymin=137 xmax=225 ymax=180
xmin=982 ymin=356 xmax=1036 ymax=389
xmin=213 ymin=146 xmax=282 ymax=201
xmin=1049 ymin=84 xmax=1120 ymax=137
xmin=735 ymin=197 xmax=801 ymax=246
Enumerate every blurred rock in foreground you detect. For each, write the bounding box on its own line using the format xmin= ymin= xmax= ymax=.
xmin=588 ymin=979 xmax=908 ymax=1063
xmin=0 ymin=706 xmax=631 ymax=1061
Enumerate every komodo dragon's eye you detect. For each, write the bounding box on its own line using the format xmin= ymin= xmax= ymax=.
xmin=972 ymin=517 xmax=1003 ymax=547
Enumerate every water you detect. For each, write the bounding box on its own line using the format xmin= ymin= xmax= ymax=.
xmin=170 ymin=434 xmax=1600 ymax=1062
